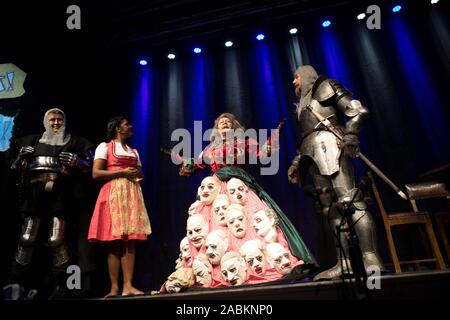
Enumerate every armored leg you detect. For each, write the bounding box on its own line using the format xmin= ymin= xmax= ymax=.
xmin=333 ymin=157 xmax=384 ymax=272
xmin=15 ymin=217 xmax=40 ymax=266
xmin=48 ymin=217 xmax=71 ymax=267
xmin=47 ymin=217 xmax=72 ymax=299
xmin=308 ymin=166 xmax=352 ymax=281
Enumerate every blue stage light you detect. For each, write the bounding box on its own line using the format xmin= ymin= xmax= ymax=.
xmin=256 ymin=34 xmax=265 ymax=41
xmin=392 ymin=5 xmax=402 ymax=12
xmin=139 ymin=59 xmax=148 ymax=66
xmin=430 ymin=0 xmax=439 ymax=4
xmin=322 ymin=20 xmax=331 ymax=28
xmin=167 ymin=53 xmax=176 ymax=60
xmin=357 ymin=13 xmax=366 ymax=20
xmin=193 ymin=47 xmax=202 ymax=54
xmin=289 ymin=28 xmax=298 ymax=34
xmin=225 ymin=41 xmax=233 ymax=47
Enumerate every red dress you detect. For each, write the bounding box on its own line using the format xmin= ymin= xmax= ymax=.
xmin=88 ymin=141 xmax=151 ymax=242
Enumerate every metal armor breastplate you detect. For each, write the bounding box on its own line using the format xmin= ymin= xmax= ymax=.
xmin=298 ymin=99 xmax=340 ymax=138
xmin=27 ymin=156 xmax=67 ymax=174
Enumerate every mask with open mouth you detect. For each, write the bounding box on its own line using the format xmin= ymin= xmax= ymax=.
xmin=226 ymin=178 xmax=249 ymax=205
xmin=186 ymin=214 xmax=209 ymax=249
xmin=205 ymin=229 xmax=229 ymax=265
xmin=212 ymin=195 xmax=229 ymax=227
xmin=220 ymin=251 xmax=247 ymax=286
xmin=253 ymin=208 xmax=279 ymax=243
xmin=226 ymin=204 xmax=247 ymax=239
xmin=179 ymin=237 xmax=192 ymax=266
xmin=192 ymin=253 xmax=213 ymax=288
xmin=266 ymin=242 xmax=293 ymax=275
xmin=197 ymin=176 xmax=221 ymax=205
xmin=240 ymin=239 xmax=268 ymax=276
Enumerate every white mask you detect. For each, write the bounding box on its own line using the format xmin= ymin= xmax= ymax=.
xmin=186 ymin=214 xmax=209 ymax=249
xmin=212 ymin=195 xmax=229 ymax=227
xmin=192 ymin=254 xmax=213 ymax=288
xmin=266 ymin=243 xmax=292 ymax=275
xmin=188 ymin=200 xmax=201 ymax=216
xmin=220 ymin=252 xmax=247 ymax=286
xmin=179 ymin=237 xmax=192 ymax=266
xmin=226 ymin=178 xmax=248 ymax=205
xmin=205 ymin=230 xmax=229 ymax=265
xmin=174 ymin=254 xmax=184 ymax=270
xmin=197 ymin=176 xmax=221 ymax=204
xmin=240 ymin=240 xmax=267 ymax=276
xmin=226 ymin=204 xmax=247 ymax=239
xmin=253 ymin=209 xmax=276 ymax=237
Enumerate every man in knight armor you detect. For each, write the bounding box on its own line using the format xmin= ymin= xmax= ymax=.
xmin=287 ymin=65 xmax=384 ymax=281
xmin=4 ymin=108 xmax=94 ymax=299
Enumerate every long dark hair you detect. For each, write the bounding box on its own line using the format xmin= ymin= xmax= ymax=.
xmin=106 ymin=116 xmax=126 ymax=141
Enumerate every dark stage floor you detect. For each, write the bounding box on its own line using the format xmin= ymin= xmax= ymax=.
xmin=101 ymin=269 xmax=450 ymax=300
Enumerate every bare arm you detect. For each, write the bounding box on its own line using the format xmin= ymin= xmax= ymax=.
xmin=92 ymin=159 xmax=138 ymax=181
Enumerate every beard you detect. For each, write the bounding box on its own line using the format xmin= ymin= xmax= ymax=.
xmin=39 ymin=123 xmax=71 ymax=146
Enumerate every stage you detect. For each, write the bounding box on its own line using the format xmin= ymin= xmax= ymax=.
xmin=105 ymin=269 xmax=450 ymax=300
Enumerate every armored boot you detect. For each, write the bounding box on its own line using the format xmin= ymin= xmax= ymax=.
xmin=48 ymin=217 xmax=71 ymax=299
xmin=352 ymin=209 xmax=384 ymax=273
xmin=314 ymin=217 xmax=353 ymax=281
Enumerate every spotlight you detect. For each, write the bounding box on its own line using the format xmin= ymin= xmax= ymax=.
xmin=139 ymin=59 xmax=148 ymax=66
xmin=193 ymin=47 xmax=202 ymax=54
xmin=225 ymin=41 xmax=233 ymax=47
xmin=392 ymin=5 xmax=402 ymax=12
xmin=289 ymin=28 xmax=298 ymax=34
xmin=322 ymin=20 xmax=331 ymax=28
xmin=430 ymin=0 xmax=439 ymax=3
xmin=357 ymin=13 xmax=366 ymax=20
xmin=167 ymin=53 xmax=176 ymax=60
xmin=256 ymin=34 xmax=265 ymax=41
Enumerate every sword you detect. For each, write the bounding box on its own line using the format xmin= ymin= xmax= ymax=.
xmin=306 ymin=105 xmax=407 ymax=200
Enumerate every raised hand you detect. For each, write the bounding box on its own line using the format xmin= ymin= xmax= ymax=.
xmin=11 ymin=146 xmax=34 ymax=170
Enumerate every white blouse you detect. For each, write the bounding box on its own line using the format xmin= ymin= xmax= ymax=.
xmin=94 ymin=141 xmax=142 ymax=166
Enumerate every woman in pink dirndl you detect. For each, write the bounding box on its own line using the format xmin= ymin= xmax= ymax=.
xmin=88 ymin=116 xmax=151 ymax=297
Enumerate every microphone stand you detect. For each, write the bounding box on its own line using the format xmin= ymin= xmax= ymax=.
xmin=333 ymin=182 xmax=371 ymax=300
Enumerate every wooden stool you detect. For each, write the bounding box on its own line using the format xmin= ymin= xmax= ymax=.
xmin=406 ymin=182 xmax=450 ymax=265
xmin=368 ymin=173 xmax=446 ymax=273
